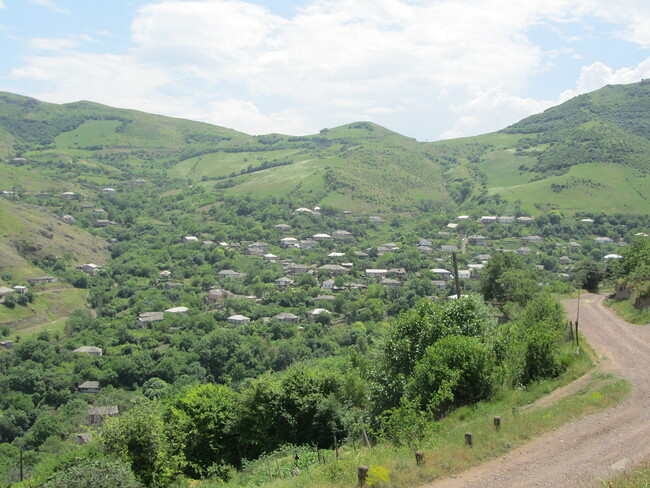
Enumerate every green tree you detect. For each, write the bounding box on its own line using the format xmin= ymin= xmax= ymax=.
xmin=479 ymin=253 xmax=539 ymax=305
xmin=43 ymin=456 xmax=141 ymax=488
xmin=574 ymin=258 xmax=604 ymax=291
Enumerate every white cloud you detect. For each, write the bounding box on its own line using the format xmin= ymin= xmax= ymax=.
xmin=6 ymin=0 xmax=650 ymax=140
xmin=29 ymin=0 xmax=68 ymax=14
xmin=0 ymin=1 xmax=5 ymax=9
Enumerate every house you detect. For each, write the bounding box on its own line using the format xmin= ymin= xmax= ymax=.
xmin=516 ymin=216 xmax=534 ymax=223
xmin=368 ymin=216 xmax=383 ymax=223
xmin=440 ymin=244 xmax=458 ymax=252
xmin=521 ymin=235 xmax=543 ymax=244
xmin=365 ymin=269 xmax=388 ymax=278
xmin=309 ymin=308 xmax=331 ymax=319
xmin=75 ymin=433 xmax=91 ymax=445
xmin=319 ymin=264 xmax=346 ymax=276
xmin=136 ymin=311 xmax=164 ymax=327
xmin=274 ymin=312 xmax=300 ymax=324
xmin=0 ymin=286 xmax=15 ymax=303
xmin=559 ymin=256 xmax=572 ymax=265
xmin=380 ymin=278 xmax=400 ymax=288
xmin=87 ymin=406 xmax=118 ymax=425
xmin=332 ymin=230 xmax=353 ymax=239
xmin=73 ymin=346 xmax=103 ymax=357
xmin=61 ymin=214 xmax=75 ymax=223
xmin=431 ymin=269 xmax=453 ymax=280
xmin=480 ymin=216 xmax=497 ymax=224
xmin=321 ymin=279 xmax=335 ymax=290
xmin=274 ymin=277 xmax=294 ymax=289
xmin=207 ymin=288 xmax=229 ymax=303
xmin=432 ymin=280 xmax=447 ymax=290
xmin=165 ymin=306 xmax=189 ymax=315
xmin=467 ymin=235 xmax=486 ymax=246
xmin=594 ymin=236 xmax=614 ymax=244
xmin=328 ymin=252 xmax=345 ymax=258
xmin=388 ymin=268 xmax=407 ymax=276
xmin=569 ymin=241 xmax=582 ymax=248
xmin=158 ymin=270 xmax=172 ymax=280
xmin=312 ymin=233 xmax=332 ymax=241
xmin=457 ymin=215 xmax=470 ymax=221
xmin=299 ymin=239 xmax=318 ymax=250
xmin=0 ymin=340 xmax=14 ymax=348
xmin=166 ymin=282 xmax=182 ymax=289
xmin=498 ymin=216 xmax=514 ymax=224
xmin=275 ymin=223 xmax=292 ymax=231
xmin=604 ymin=254 xmax=623 ymax=260
xmin=202 ymin=240 xmax=215 ymax=247
xmin=263 ymin=253 xmax=278 ymax=262
xmin=78 ymin=263 xmax=101 ymax=276
xmin=27 ymin=275 xmax=58 ymax=285
xmin=12 ymin=285 xmax=27 ymax=294
xmin=227 ymin=314 xmax=251 ymax=325
xmin=95 ymin=219 xmax=116 ymax=227
xmin=458 ymin=270 xmax=471 ymax=279
xmin=477 ymin=254 xmax=492 ymax=261
xmin=581 ymin=218 xmax=595 ymax=223
xmin=102 ymin=188 xmax=116 ymax=193
xmin=280 ymin=237 xmax=299 ymax=248
xmin=218 ymin=269 xmax=243 ymax=279
xmin=248 ymin=242 xmax=270 ymax=253
xmin=419 ymin=238 xmax=433 ymax=247
xmin=62 ymin=191 xmax=76 ymax=198
xmin=417 ymin=245 xmax=434 ymax=253
xmin=516 ymin=247 xmax=532 ymax=255
xmin=286 ymin=263 xmax=311 ymax=275
xmin=380 ymin=243 xmax=400 ymax=251
xmin=78 ymin=381 xmax=101 ymax=393
xmin=294 ymin=207 xmax=313 ymax=214
xmin=92 ymin=208 xmax=106 ymax=214
xmin=468 ymin=263 xmax=484 ymax=271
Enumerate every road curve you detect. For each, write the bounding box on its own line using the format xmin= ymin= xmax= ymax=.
xmin=427 ymin=293 xmax=650 ymax=488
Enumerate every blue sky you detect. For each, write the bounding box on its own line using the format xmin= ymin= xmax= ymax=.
xmin=1 ymin=0 xmax=650 ymax=141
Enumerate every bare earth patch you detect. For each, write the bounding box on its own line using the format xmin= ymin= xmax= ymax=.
xmin=426 ymin=293 xmax=650 ymax=488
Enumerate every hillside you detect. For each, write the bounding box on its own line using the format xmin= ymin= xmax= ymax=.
xmin=1 ymin=83 xmax=650 ymax=214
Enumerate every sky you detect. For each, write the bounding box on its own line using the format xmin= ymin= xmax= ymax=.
xmin=1 ymin=0 xmax=650 ymax=141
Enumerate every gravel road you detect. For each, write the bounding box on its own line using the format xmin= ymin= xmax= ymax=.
xmin=427 ymin=293 xmax=650 ymax=488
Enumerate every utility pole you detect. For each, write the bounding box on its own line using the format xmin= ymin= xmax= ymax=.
xmin=452 ymin=252 xmax=461 ymax=299
xmin=575 ymin=288 xmax=581 ymax=354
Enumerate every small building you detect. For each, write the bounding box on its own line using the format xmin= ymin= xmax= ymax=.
xmin=280 ymin=237 xmax=299 ymax=248
xmin=498 ymin=216 xmax=514 ymax=224
xmin=62 ymin=191 xmax=76 ymax=198
xmin=516 ymin=216 xmax=534 ymax=223
xmin=218 ymin=269 xmax=243 ymax=279
xmin=275 ymin=277 xmax=294 ymax=289
xmin=457 ymin=215 xmax=470 ymax=221
xmin=73 ymin=346 xmax=103 ymax=357
xmin=419 ymin=238 xmax=433 ymax=247
xmin=227 ymin=314 xmax=251 ymax=325
xmin=365 ymin=269 xmax=388 ymax=278
xmin=431 ymin=268 xmax=453 ymax=280
xmin=312 ymin=233 xmax=332 ymax=241
xmin=388 ymin=268 xmax=407 ymax=277
xmin=368 ymin=216 xmax=383 ymax=223
xmin=294 ymin=207 xmax=314 ymax=214
xmin=458 ymin=270 xmax=471 ymax=279
xmin=274 ymin=312 xmax=300 ymax=324
xmin=321 ymin=279 xmax=335 ymax=290
xmin=165 ymin=306 xmax=189 ymax=315
xmin=516 ymin=247 xmax=532 ymax=255
xmin=447 ymin=223 xmax=459 ymax=229
xmin=559 ymin=256 xmax=572 ymax=265
xmin=332 ymin=230 xmax=353 ymax=239
xmin=78 ymin=381 xmax=101 ymax=394
xmin=480 ymin=216 xmax=497 ymax=224
xmin=13 ymin=285 xmax=27 ymax=294
xmin=327 ymin=252 xmax=345 ymax=258
xmin=248 ymin=242 xmax=270 ymax=253
xmin=275 ymin=223 xmax=292 ymax=231
xmin=95 ymin=219 xmax=116 ymax=227
xmin=182 ymin=236 xmax=199 ymax=243
xmin=432 ymin=280 xmax=447 ymax=290
xmin=286 ymin=263 xmax=311 ymax=275
xmin=581 ymin=218 xmax=595 ymax=223
xmin=158 ymin=270 xmax=172 ymax=280
xmin=137 ymin=311 xmax=164 ymax=327
xmin=521 ymin=235 xmax=543 ymax=244
xmin=102 ymin=188 xmax=116 ymax=193
xmin=467 ymin=235 xmax=486 ymax=246
xmin=27 ymin=275 xmax=59 ymax=285
xmin=418 ymin=245 xmax=434 ymax=253
xmin=263 ymin=253 xmax=278 ymax=262
xmin=380 ymin=277 xmax=400 ymax=288
xmin=87 ymin=406 xmax=118 ymax=425
xmin=207 ymin=288 xmax=229 ymax=303
xmin=61 ymin=214 xmax=75 ymax=223
xmin=440 ymin=244 xmax=458 ymax=252
xmin=0 ymin=340 xmax=14 ymax=348
xmin=299 ymin=239 xmax=318 ymax=250
xmin=477 ymin=254 xmax=492 ymax=261
xmin=314 ymin=294 xmax=335 ymax=303
xmin=309 ymin=308 xmax=331 ymax=319
xmin=78 ymin=263 xmax=102 ymax=276
xmin=75 ymin=433 xmax=91 ymax=445
xmin=594 ymin=236 xmax=614 ymax=244
xmin=319 ymin=264 xmax=346 ymax=276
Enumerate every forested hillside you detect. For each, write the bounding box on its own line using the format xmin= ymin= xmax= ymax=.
xmin=0 ymin=83 xmax=649 ymax=487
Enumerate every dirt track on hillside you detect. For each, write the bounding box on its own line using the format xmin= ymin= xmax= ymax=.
xmin=427 ymin=293 xmax=650 ymax=488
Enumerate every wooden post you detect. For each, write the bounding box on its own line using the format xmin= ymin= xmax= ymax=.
xmin=275 ymin=457 xmax=283 ymax=479
xmin=334 ymin=434 xmax=339 ymax=460
xmin=358 ymin=465 xmax=369 ymax=486
xmin=568 ymin=320 xmax=574 ymax=341
xmin=494 ymin=416 xmax=501 ymax=430
xmin=415 ymin=450 xmax=425 ymax=466
xmin=317 ymin=447 xmax=321 ymax=464
xmin=575 ymin=288 xmax=580 ymax=353
xmin=465 ymin=432 xmax=473 ymax=446
xmin=361 ymin=427 xmax=371 ymax=448
xmin=452 ymin=252 xmax=461 ymax=299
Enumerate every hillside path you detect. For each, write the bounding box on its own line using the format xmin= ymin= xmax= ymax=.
xmin=426 ymin=293 xmax=650 ymax=488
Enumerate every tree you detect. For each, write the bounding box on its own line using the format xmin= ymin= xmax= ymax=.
xmin=574 ymin=258 xmax=604 ymax=291
xmin=43 ymin=456 xmax=141 ymax=488
xmin=479 ymin=253 xmax=539 ymax=305
xmin=101 ymin=400 xmax=185 ymax=487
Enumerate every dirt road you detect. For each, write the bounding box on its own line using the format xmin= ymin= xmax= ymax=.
xmin=428 ymin=293 xmax=650 ymax=487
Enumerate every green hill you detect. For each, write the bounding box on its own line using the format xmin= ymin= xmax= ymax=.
xmin=1 ymin=82 xmax=649 ymax=215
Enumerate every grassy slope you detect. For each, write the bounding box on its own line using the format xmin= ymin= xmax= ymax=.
xmin=2 ymin=83 xmax=650 ymax=214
